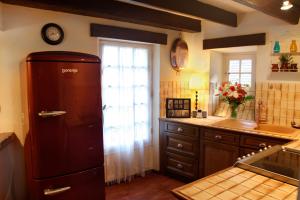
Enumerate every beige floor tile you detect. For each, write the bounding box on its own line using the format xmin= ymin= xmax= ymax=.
xmin=191 ymin=191 xmax=213 ymax=200
xmin=205 ymin=185 xmax=225 ymax=196
xmin=228 ymin=175 xmax=248 ymax=184
xmin=242 ymin=190 xmax=265 ymax=200
xmin=218 ymin=171 xmax=236 ymax=179
xmin=216 ymin=191 xmax=238 ymax=200
xmin=254 ymin=184 xmax=275 ymax=195
xmin=193 ymin=180 xmax=214 ymax=190
xmin=179 ymin=186 xmax=202 ymax=196
xmin=277 ymin=183 xmax=297 ymax=193
xmin=207 ymin=175 xmax=225 ymax=184
xmin=218 ymin=180 xmax=237 ymax=189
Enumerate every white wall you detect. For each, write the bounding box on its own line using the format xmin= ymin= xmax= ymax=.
xmin=209 ymin=51 xmax=223 ymax=115
xmin=203 ymin=11 xmax=300 ymax=82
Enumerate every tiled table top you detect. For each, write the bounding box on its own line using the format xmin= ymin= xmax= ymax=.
xmin=172 ymin=168 xmax=298 ymax=200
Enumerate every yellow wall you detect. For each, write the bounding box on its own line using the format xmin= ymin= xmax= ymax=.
xmin=160 ymin=32 xmax=211 ymax=112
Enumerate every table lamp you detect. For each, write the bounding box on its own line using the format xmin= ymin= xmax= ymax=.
xmin=189 ymin=75 xmax=202 ymax=111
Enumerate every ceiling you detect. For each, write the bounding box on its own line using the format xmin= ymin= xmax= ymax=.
xmin=197 ymin=0 xmax=255 ymax=13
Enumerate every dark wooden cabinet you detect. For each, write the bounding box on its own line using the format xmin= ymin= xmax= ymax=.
xmin=160 ymin=121 xmax=199 ymax=181
xmin=202 ymin=140 xmax=239 ymax=176
xmin=159 ymin=119 xmax=293 ymax=181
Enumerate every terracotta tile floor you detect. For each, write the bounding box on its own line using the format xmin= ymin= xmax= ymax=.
xmin=105 ymin=173 xmax=184 ymax=200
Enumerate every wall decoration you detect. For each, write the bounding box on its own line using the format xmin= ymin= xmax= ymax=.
xmin=170 ymin=38 xmax=188 ymax=72
xmin=166 ymin=98 xmax=191 ymax=118
xmin=41 ymin=23 xmax=64 ymax=45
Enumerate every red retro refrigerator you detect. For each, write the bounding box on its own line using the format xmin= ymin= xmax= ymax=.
xmin=22 ymin=51 xmax=105 ymax=200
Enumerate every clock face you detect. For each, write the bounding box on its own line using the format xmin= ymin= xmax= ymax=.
xmin=46 ymin=26 xmax=61 ymax=41
xmin=41 ymin=23 xmax=64 ymax=45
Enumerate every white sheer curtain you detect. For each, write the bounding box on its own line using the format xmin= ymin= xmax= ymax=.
xmin=100 ymin=41 xmax=153 ymax=183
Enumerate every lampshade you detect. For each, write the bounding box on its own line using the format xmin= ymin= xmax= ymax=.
xmin=281 ymin=0 xmax=293 ymax=10
xmin=189 ymin=75 xmax=201 ymax=90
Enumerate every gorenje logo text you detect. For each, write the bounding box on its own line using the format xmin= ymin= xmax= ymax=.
xmin=61 ymin=68 xmax=78 ymax=74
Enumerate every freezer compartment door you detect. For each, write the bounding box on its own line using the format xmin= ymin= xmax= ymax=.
xmin=30 ymin=167 xmax=105 ymax=200
xmin=28 ymin=61 xmax=104 ymax=179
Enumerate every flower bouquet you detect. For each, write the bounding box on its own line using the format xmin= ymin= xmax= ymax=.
xmin=216 ymin=82 xmax=254 ymax=118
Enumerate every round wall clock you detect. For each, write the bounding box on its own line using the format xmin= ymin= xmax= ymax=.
xmin=170 ymin=38 xmax=189 ymax=72
xmin=41 ymin=23 xmax=64 ymax=45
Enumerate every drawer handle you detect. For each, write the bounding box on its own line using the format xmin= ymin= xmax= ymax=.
xmin=214 ymin=135 xmax=222 ymax=140
xmin=259 ymin=143 xmax=266 ymax=148
xmin=44 ymin=186 xmax=71 ymax=196
xmin=176 ymin=163 xmax=183 ymax=169
xmin=177 ymin=127 xmax=183 ymax=133
xmin=177 ymin=143 xmax=183 ymax=149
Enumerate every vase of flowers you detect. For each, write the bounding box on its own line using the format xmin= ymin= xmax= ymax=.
xmin=216 ymin=82 xmax=254 ymax=119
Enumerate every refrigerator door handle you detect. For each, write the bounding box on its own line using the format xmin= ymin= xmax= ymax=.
xmin=38 ymin=111 xmax=67 ymax=118
xmin=44 ymin=186 xmax=71 ymax=196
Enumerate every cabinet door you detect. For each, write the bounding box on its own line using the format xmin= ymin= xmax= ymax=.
xmin=202 ymin=140 xmax=239 ymax=176
xmin=31 ymin=167 xmax=105 ymax=200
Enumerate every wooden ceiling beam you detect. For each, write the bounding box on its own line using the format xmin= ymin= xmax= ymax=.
xmin=1 ymin=0 xmax=201 ymax=32
xmin=130 ymin=0 xmax=237 ymax=27
xmin=233 ymin=0 xmax=300 ymax=24
xmin=203 ymin=33 xmax=266 ymax=50
xmin=90 ymin=23 xmax=168 ymax=44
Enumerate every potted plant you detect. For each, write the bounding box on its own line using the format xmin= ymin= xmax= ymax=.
xmin=279 ymin=53 xmax=293 ymax=72
xmin=216 ymin=82 xmax=254 ymax=119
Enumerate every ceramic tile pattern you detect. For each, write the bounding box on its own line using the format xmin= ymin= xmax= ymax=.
xmin=173 ymin=167 xmax=298 ymax=200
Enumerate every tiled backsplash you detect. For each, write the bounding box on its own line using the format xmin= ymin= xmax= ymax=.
xmin=256 ymin=81 xmax=300 ymax=126
xmin=160 ymin=81 xmax=209 ymax=117
xmin=160 ymin=81 xmax=300 ymax=127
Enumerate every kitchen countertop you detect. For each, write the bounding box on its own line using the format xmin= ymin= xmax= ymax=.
xmin=0 ymin=132 xmax=15 ymax=150
xmin=160 ymin=117 xmax=300 ymax=141
xmin=172 ymin=167 xmax=298 ymax=200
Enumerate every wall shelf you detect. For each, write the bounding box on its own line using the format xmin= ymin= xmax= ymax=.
xmin=271 ymin=52 xmax=300 ymax=56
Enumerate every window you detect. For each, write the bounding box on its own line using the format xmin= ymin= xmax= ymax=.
xmin=100 ymin=41 xmax=152 ymax=152
xmin=226 ymin=54 xmax=255 ymax=90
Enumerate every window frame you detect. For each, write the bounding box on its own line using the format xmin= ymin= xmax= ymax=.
xmin=98 ymin=39 xmax=154 ymax=150
xmin=224 ymin=53 xmax=256 ymax=92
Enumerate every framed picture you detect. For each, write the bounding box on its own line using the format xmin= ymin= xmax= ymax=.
xmin=166 ymin=98 xmax=191 ymax=118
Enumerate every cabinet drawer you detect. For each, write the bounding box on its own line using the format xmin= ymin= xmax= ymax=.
xmin=165 ymin=152 xmax=198 ymax=179
xmin=163 ymin=122 xmax=199 ymax=138
xmin=240 ymin=135 xmax=290 ymax=150
xmin=203 ymin=128 xmax=239 ymax=145
xmin=165 ymin=133 xmax=199 ymax=157
xmin=31 ymin=167 xmax=104 ymax=200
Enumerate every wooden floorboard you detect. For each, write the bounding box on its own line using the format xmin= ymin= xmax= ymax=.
xmin=105 ymin=173 xmax=184 ymax=200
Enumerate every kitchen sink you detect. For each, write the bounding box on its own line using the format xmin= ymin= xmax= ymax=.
xmin=212 ymin=119 xmax=298 ymax=135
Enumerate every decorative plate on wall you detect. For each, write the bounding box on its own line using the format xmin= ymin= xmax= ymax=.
xmin=170 ymin=38 xmax=188 ymax=72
